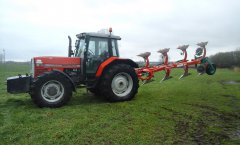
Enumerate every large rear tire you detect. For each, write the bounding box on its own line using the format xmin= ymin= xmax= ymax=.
xmin=100 ymin=64 xmax=139 ymax=102
xmin=30 ymin=72 xmax=72 ymax=108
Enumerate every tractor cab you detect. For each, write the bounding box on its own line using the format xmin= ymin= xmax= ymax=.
xmin=75 ymin=32 xmax=120 ymax=73
xmin=68 ymin=30 xmax=123 ymax=86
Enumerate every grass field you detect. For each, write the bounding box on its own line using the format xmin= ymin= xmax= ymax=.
xmin=0 ymin=63 xmax=240 ymax=145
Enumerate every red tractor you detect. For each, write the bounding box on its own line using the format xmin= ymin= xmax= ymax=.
xmin=7 ymin=28 xmax=139 ymax=107
xmin=7 ymin=28 xmax=216 ymax=108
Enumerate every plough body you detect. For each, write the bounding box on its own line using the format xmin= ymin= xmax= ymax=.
xmin=136 ymin=42 xmax=216 ymax=82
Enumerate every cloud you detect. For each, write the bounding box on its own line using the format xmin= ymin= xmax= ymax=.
xmin=0 ymin=0 xmax=240 ymax=61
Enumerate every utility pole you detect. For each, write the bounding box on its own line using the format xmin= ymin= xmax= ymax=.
xmin=0 ymin=49 xmax=5 ymax=64
xmin=3 ymin=49 xmax=5 ymax=63
xmin=0 ymin=49 xmax=2 ymax=63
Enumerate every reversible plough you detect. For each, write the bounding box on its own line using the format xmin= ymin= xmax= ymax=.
xmin=135 ymin=42 xmax=216 ymax=84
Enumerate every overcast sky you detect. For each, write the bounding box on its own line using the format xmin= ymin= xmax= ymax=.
xmin=0 ymin=0 xmax=240 ymax=61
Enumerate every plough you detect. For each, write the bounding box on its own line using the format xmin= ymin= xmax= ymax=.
xmin=135 ymin=42 xmax=216 ymax=84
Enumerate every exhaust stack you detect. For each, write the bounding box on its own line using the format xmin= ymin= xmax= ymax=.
xmin=68 ymin=36 xmax=73 ymax=57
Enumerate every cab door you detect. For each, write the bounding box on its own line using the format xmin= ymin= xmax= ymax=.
xmin=85 ymin=37 xmax=110 ymax=77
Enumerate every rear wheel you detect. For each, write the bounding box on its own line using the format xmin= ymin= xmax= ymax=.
xmin=30 ymin=72 xmax=72 ymax=107
xmin=100 ymin=64 xmax=139 ymax=102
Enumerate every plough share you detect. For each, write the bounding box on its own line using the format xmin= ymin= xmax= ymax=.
xmin=136 ymin=42 xmax=216 ymax=84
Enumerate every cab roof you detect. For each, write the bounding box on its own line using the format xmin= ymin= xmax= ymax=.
xmin=76 ymin=32 xmax=121 ymax=40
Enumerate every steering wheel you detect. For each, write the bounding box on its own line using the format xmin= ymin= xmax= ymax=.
xmin=87 ymin=49 xmax=94 ymax=58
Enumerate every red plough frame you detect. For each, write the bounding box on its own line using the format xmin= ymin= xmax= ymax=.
xmin=135 ymin=42 xmax=216 ymax=83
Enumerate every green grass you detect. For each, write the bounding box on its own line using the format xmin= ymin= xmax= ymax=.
xmin=0 ymin=63 xmax=240 ymax=145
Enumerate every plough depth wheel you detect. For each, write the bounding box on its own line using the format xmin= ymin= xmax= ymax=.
xmin=206 ymin=63 xmax=216 ymax=75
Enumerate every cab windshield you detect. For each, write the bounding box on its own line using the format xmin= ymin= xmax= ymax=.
xmin=75 ymin=38 xmax=85 ymax=57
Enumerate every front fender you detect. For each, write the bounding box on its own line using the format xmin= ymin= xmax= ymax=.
xmin=51 ymin=70 xmax=76 ymax=91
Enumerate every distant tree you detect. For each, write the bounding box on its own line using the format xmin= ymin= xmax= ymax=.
xmin=210 ymin=48 xmax=240 ymax=68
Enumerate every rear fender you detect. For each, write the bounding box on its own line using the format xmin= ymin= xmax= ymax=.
xmin=96 ymin=57 xmax=139 ymax=77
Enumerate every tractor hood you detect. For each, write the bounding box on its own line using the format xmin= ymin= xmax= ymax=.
xmin=33 ymin=56 xmax=80 ymax=67
xmin=32 ymin=56 xmax=81 ymax=77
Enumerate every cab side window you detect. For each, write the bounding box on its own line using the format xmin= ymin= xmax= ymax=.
xmin=98 ymin=40 xmax=109 ymax=58
xmin=112 ymin=40 xmax=119 ymax=56
xmin=88 ymin=40 xmax=96 ymax=56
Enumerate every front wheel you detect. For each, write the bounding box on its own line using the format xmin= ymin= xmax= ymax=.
xmin=30 ymin=72 xmax=72 ymax=107
xmin=100 ymin=64 xmax=139 ymax=102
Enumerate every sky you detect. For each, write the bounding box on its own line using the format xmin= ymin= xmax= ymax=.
xmin=0 ymin=0 xmax=240 ymax=62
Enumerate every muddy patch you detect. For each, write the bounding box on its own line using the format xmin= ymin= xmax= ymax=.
xmin=160 ymin=106 xmax=193 ymax=120
xmin=184 ymin=103 xmax=240 ymax=143
xmin=220 ymin=80 xmax=240 ymax=85
xmin=158 ymin=104 xmax=240 ymax=144
xmin=221 ymin=94 xmax=240 ymax=111
xmin=222 ymin=94 xmax=237 ymax=98
xmin=159 ymin=106 xmax=193 ymax=144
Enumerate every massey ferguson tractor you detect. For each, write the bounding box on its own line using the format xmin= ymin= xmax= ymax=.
xmin=7 ymin=28 xmax=216 ymax=107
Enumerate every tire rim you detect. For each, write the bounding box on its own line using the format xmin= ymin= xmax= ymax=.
xmin=41 ymin=80 xmax=64 ymax=102
xmin=111 ymin=72 xmax=133 ymax=97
